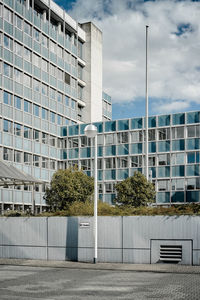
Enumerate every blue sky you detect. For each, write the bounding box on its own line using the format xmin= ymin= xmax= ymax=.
xmin=55 ymin=0 xmax=200 ymax=120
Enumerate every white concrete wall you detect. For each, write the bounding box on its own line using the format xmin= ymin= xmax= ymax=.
xmin=81 ymin=22 xmax=103 ymax=123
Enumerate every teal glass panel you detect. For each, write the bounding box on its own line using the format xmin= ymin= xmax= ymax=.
xmin=4 ymin=49 xmax=13 ymax=64
xmin=4 ymin=0 xmax=14 ymax=8
xmin=158 ymin=166 xmax=170 ymax=177
xmin=149 ymin=142 xmax=156 ymax=153
xmin=68 ymin=125 xmax=79 ymax=136
xmin=24 ymin=34 xmax=32 ymax=48
xmin=15 ymin=82 xmax=23 ymax=95
xmin=24 ymin=8 xmax=32 ymax=22
xmin=149 ymin=167 xmax=156 ymax=178
xmin=62 ymin=150 xmax=67 ymax=159
xmin=157 ymin=192 xmax=170 ymax=203
xmin=186 ymin=139 xmax=200 ymax=150
xmin=15 ymin=1 xmax=23 ymax=14
xmin=58 ymin=34 xmax=64 ymax=46
xmin=4 ymin=21 xmax=13 ymax=35
xmin=98 ymin=146 xmax=103 ymax=157
xmin=105 ymin=169 xmax=116 ymax=180
xmin=187 ymin=111 xmax=200 ymax=124
xmin=98 ymin=170 xmax=103 ymax=181
xmin=14 ymin=55 xmax=23 ymax=69
xmin=68 ymin=148 xmax=79 ymax=159
xmin=65 ymin=39 xmax=71 ymax=51
xmin=131 ymin=143 xmax=143 ymax=154
xmin=80 ymin=124 xmax=88 ymax=135
xmin=0 ymin=18 xmax=2 ymax=30
xmin=158 ymin=141 xmax=170 ymax=152
xmin=197 ymin=152 xmax=200 ymax=163
xmin=148 ymin=116 xmax=156 ymax=128
xmin=172 ymin=165 xmax=184 ymax=177
xmin=4 ymin=77 xmax=13 ymax=91
xmin=158 ymin=114 xmax=170 ymax=127
xmin=50 ymin=52 xmax=57 ymax=64
xmin=50 ymin=27 xmax=57 ymax=40
xmin=61 ymin=127 xmax=67 ymax=137
xmin=34 ymin=14 xmax=41 ymax=28
xmin=171 ymin=191 xmax=184 ymax=203
xmin=80 ymin=147 xmax=91 ymax=158
xmin=65 ymin=84 xmax=71 ymax=95
xmin=41 ymin=46 xmax=49 ymax=59
xmin=105 ymin=145 xmax=116 ymax=156
xmin=72 ymin=45 xmax=77 ymax=55
xmin=42 ymin=71 xmax=49 ymax=83
xmin=117 ymin=144 xmax=129 ymax=155
xmin=186 ymin=191 xmax=200 ymax=203
xmin=131 ymin=118 xmax=143 ymax=129
xmin=172 ymin=113 xmax=185 ymax=125
xmin=130 ymin=168 xmax=142 ymax=176
xmin=41 ymin=21 xmax=49 ymax=34
xmin=186 ymin=165 xmax=200 ymax=176
xmin=93 ymin=122 xmax=103 ymax=133
xmin=50 ymin=76 xmax=57 ymax=88
xmin=117 ymin=169 xmax=129 ymax=180
xmin=104 ymin=194 xmax=116 ymax=205
xmin=105 ymin=121 xmax=116 ymax=132
xmin=187 ymin=152 xmax=195 ymax=163
xmin=24 ymin=87 xmax=32 ymax=100
xmin=57 ymin=80 xmax=64 ymax=91
xmin=118 ymin=119 xmax=129 ymax=131
xmin=14 ymin=28 xmax=23 ymax=42
xmin=58 ymin=57 xmax=64 ymax=69
xmin=24 ymin=61 xmax=32 ymax=74
xmin=33 ymin=66 xmax=41 ymax=79
xmin=172 ymin=140 xmax=185 ymax=151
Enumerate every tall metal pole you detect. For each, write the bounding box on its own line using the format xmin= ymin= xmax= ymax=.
xmin=145 ymin=25 xmax=149 ymax=181
xmin=94 ymin=134 xmax=98 ymax=263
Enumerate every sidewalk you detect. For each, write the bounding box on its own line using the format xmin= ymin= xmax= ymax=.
xmin=0 ymin=258 xmax=200 ymax=274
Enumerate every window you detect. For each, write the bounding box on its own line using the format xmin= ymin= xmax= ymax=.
xmin=14 ymin=150 xmax=21 ymax=163
xmin=33 ymin=155 xmax=40 ymax=167
xmin=64 ymin=51 xmax=70 ymax=62
xmin=50 ymin=112 xmax=55 ymax=123
xmin=24 ymin=100 xmax=32 ymax=113
xmin=42 ymin=132 xmax=48 ymax=144
xmin=50 ymin=88 xmax=56 ymax=99
xmin=41 ymin=59 xmax=48 ymax=72
xmin=15 ymin=15 xmax=22 ymax=30
xmin=57 ymin=46 xmax=63 ymax=58
xmin=71 ymin=55 xmax=76 ymax=66
xmin=105 ymin=158 xmax=116 ymax=169
xmin=3 ymin=91 xmax=12 ymax=105
xmin=172 ymin=179 xmax=184 ymax=191
xmin=50 ymin=159 xmax=56 ymax=170
xmin=24 ymin=152 xmax=32 ymax=165
xmin=14 ymin=96 xmax=21 ymax=109
xmin=187 ymin=125 xmax=200 ymax=138
xmin=4 ymin=35 xmax=13 ymax=50
xmin=65 ymin=73 xmax=70 ymax=85
xmin=71 ymin=100 xmax=76 ymax=110
xmin=4 ymin=7 xmax=13 ymax=23
xmin=33 ymin=53 xmax=40 ymax=67
xmin=50 ymin=40 xmax=56 ymax=53
xmin=65 ymin=96 xmax=69 ymax=106
xmin=57 ymin=115 xmax=62 ymax=125
xmin=42 ymin=108 xmax=48 ymax=120
xmin=33 ymin=104 xmax=40 ymax=117
xmin=49 ymin=135 xmax=56 ymax=147
xmin=158 ymin=154 xmax=170 ymax=166
xmin=158 ymin=115 xmax=170 ymax=127
xmin=57 ymin=69 xmax=63 ymax=81
xmin=149 ymin=156 xmax=156 ymax=166
xmin=24 ymin=22 xmax=32 ymax=36
xmin=131 ymin=156 xmax=142 ymax=167
xmin=33 ymin=28 xmax=40 ymax=42
xmin=4 ymin=63 xmax=12 ymax=78
xmin=42 ymin=83 xmax=48 ymax=95
xmin=3 ymin=147 xmax=12 ymax=161
xmin=171 ymin=153 xmax=185 ymax=165
xmin=57 ymin=92 xmax=62 ymax=102
xmin=105 ymin=183 xmax=115 ymax=193
xmin=50 ymin=64 xmax=56 ymax=77
xmin=131 ymin=131 xmax=143 ymax=142
xmin=158 ymin=128 xmax=170 ymax=140
xmin=148 ymin=129 xmax=155 ymax=141
xmin=172 ymin=113 xmax=185 ymax=125
xmin=3 ymin=119 xmax=12 ymax=133
xmin=24 ymin=126 xmax=31 ymax=139
xmin=14 ymin=69 xmax=23 ymax=83
xmin=42 ymin=157 xmax=48 ymax=168
xmin=172 ymin=127 xmax=184 ymax=139
xmin=158 ymin=180 xmax=170 ymax=191
xmin=24 ymin=48 xmax=31 ymax=62
xmin=33 ymin=79 xmax=40 ymax=92
xmin=14 ymin=123 xmax=21 ymax=136
xmin=71 ymin=77 xmax=76 ymax=88
xmin=117 ymin=132 xmax=128 ymax=144
xmin=24 ymin=74 xmax=31 ymax=87
xmin=42 ymin=34 xmax=48 ymax=48
xmin=14 ymin=42 xmax=22 ymax=57
xmin=33 ymin=129 xmax=39 ymax=141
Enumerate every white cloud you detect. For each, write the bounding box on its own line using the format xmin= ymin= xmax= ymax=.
xmin=69 ymin=0 xmax=200 ymax=114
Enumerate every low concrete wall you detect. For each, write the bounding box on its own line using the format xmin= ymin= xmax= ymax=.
xmin=0 ymin=216 xmax=199 ymax=265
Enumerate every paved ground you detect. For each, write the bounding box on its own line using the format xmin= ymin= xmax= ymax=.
xmin=0 ymin=260 xmax=200 ymax=299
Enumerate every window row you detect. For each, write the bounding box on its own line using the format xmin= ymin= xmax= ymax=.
xmin=157 ymin=178 xmax=200 ymax=191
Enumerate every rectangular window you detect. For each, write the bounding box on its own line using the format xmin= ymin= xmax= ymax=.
xmin=3 ymin=119 xmax=12 ymax=133
xmin=57 ymin=92 xmax=62 ymax=102
xmin=64 ymin=51 xmax=70 ymax=62
xmin=4 ymin=63 xmax=12 ymax=78
xmin=50 ymin=88 xmax=56 ymax=100
xmin=105 ymin=158 xmax=116 ymax=169
xmin=42 ymin=34 xmax=48 ymax=48
xmin=4 ymin=35 xmax=13 ymax=50
xmin=24 ymin=22 xmax=32 ymax=36
xmin=3 ymin=147 xmax=12 ymax=161
xmin=33 ymin=155 xmax=40 ymax=167
xmin=24 ymin=74 xmax=31 ymax=87
xmin=14 ymin=123 xmax=21 ymax=136
xmin=33 ymin=79 xmax=40 ymax=92
xmin=14 ymin=42 xmax=22 ymax=57
xmin=33 ymin=104 xmax=40 ymax=117
xmin=41 ymin=59 xmax=48 ymax=72
xmin=15 ymin=15 xmax=22 ymax=30
xmin=42 ymin=83 xmax=48 ymax=95
xmin=50 ymin=64 xmax=56 ymax=77
xmin=4 ymin=7 xmax=13 ymax=23
xmin=33 ymin=129 xmax=39 ymax=141
xmin=131 ymin=156 xmax=142 ymax=167
xmin=131 ymin=131 xmax=143 ymax=143
xmin=71 ymin=99 xmax=76 ymax=110
xmin=3 ymin=91 xmax=12 ymax=105
xmin=50 ymin=159 xmax=56 ymax=169
xmin=24 ymin=100 xmax=32 ymax=113
xmin=24 ymin=152 xmax=32 ymax=165
xmin=24 ymin=126 xmax=31 ymax=139
xmin=14 ymin=96 xmax=21 ymax=109
xmin=42 ymin=132 xmax=48 ymax=144
xmin=71 ymin=77 xmax=76 ymax=88
xmin=57 ymin=46 xmax=63 ymax=58
xmin=65 ymin=95 xmax=69 ymax=106
xmin=50 ymin=40 xmax=56 ymax=53
xmin=105 ymin=134 xmax=116 ymax=145
xmin=42 ymin=108 xmax=48 ymax=120
xmin=42 ymin=157 xmax=48 ymax=168
xmin=50 ymin=111 xmax=56 ymax=123
xmin=49 ymin=135 xmax=56 ymax=147
xmin=158 ymin=154 xmax=170 ymax=166
xmin=14 ymin=150 xmax=21 ymax=163
xmin=14 ymin=68 xmax=23 ymax=83
xmin=158 ymin=128 xmax=170 ymax=140
xmin=65 ymin=73 xmax=70 ymax=85
xmin=57 ymin=69 xmax=63 ymax=81
xmin=33 ymin=28 xmax=40 ymax=42
xmin=117 ymin=132 xmax=128 ymax=144
xmin=33 ymin=53 xmax=40 ymax=67
xmin=24 ymin=48 xmax=31 ymax=62
xmin=57 ymin=115 xmax=62 ymax=125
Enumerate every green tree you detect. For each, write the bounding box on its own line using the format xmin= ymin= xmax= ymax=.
xmin=115 ymin=171 xmax=156 ymax=207
xmin=44 ymin=167 xmax=94 ymax=211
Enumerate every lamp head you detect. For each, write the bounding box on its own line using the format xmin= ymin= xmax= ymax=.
xmin=84 ymin=124 xmax=97 ymax=138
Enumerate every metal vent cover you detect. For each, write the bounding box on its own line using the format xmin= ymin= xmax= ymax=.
xmin=160 ymin=245 xmax=182 ymax=262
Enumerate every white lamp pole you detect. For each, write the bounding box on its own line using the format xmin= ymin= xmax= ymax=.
xmin=84 ymin=124 xmax=98 ymax=264
xmin=145 ymin=25 xmax=149 ymax=181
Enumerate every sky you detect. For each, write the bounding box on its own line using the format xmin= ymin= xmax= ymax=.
xmin=55 ymin=0 xmax=200 ymax=120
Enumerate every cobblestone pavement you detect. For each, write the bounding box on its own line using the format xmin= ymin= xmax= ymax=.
xmin=0 ymin=265 xmax=200 ymax=300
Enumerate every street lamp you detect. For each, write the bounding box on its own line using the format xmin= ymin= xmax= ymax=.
xmin=84 ymin=124 xmax=98 ymax=264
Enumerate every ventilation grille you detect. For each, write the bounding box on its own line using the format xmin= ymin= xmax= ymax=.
xmin=160 ymin=245 xmax=182 ymax=262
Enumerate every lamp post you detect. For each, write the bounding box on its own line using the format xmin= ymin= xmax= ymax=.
xmin=84 ymin=124 xmax=98 ymax=264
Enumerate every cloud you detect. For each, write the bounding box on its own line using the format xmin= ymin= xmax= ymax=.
xmin=68 ymin=0 xmax=200 ymax=114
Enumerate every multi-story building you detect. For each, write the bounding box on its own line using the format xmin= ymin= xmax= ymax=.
xmin=102 ymin=92 xmax=112 ymax=121
xmin=63 ymin=111 xmax=200 ymax=205
xmin=0 ymin=0 xmax=104 ymax=213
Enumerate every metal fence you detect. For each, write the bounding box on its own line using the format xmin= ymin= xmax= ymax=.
xmin=0 ymin=216 xmax=199 ymax=265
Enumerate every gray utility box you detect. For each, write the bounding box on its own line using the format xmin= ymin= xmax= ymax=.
xmin=150 ymin=239 xmax=193 ymax=265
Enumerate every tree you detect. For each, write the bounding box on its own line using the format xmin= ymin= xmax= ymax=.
xmin=44 ymin=167 xmax=94 ymax=211
xmin=115 ymin=171 xmax=156 ymax=207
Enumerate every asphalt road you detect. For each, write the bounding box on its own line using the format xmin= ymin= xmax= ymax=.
xmin=0 ymin=265 xmax=200 ymax=300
